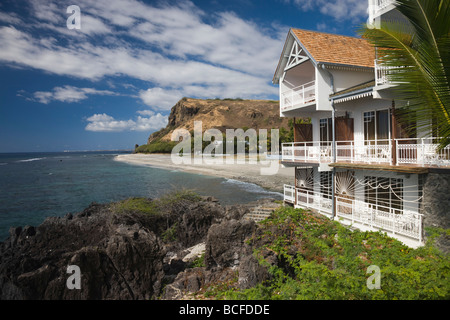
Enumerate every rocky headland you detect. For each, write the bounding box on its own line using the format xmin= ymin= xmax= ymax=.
xmin=146 ymin=97 xmax=289 ymax=144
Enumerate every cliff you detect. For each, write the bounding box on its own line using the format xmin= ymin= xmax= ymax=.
xmin=147 ymin=98 xmax=289 ymax=144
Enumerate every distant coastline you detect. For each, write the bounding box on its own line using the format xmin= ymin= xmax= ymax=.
xmin=114 ymin=153 xmax=294 ymax=194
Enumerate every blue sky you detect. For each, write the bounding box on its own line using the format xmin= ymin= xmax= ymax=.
xmin=0 ymin=0 xmax=369 ymax=152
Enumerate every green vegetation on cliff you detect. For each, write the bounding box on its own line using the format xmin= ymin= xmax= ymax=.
xmin=135 ymin=140 xmax=178 ymax=154
xmin=206 ymin=206 xmax=449 ymax=300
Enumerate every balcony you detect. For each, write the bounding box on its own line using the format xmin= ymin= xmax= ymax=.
xmin=282 ymin=140 xmax=392 ymax=165
xmin=282 ymin=138 xmax=450 ymax=168
xmin=280 ymin=80 xmax=316 ymax=112
xmin=375 ymin=59 xmax=390 ymax=85
xmin=369 ymin=0 xmax=396 ymax=20
xmin=374 ymin=59 xmax=401 ymax=86
xmin=376 ymin=0 xmax=395 ymax=11
xmin=283 ymin=185 xmax=423 ymax=242
xmin=396 ymin=138 xmax=450 ymax=166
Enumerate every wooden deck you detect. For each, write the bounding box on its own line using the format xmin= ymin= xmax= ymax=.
xmin=282 ymin=159 xmax=450 ymax=174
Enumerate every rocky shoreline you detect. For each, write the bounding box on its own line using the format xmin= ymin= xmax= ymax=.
xmin=0 ymin=194 xmax=277 ymax=300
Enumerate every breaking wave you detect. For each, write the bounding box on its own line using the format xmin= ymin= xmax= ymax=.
xmin=16 ymin=157 xmax=46 ymax=163
xmin=222 ymin=179 xmax=282 ymax=197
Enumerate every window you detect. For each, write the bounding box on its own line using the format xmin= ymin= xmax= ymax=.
xmin=364 ymin=111 xmax=375 ymax=141
xmin=320 ymin=118 xmax=332 ymax=143
xmin=364 ymin=110 xmax=390 ymax=144
xmin=364 ymin=176 xmax=403 ymax=214
xmin=377 ymin=110 xmax=389 ymax=140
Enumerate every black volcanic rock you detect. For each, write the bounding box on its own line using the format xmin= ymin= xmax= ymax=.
xmin=205 ymin=219 xmax=256 ymax=270
xmin=0 ymin=195 xmax=236 ymax=300
xmin=0 ymin=196 xmax=278 ymax=300
xmin=0 ymin=203 xmax=166 ymax=300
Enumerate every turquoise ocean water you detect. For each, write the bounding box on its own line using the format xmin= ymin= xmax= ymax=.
xmin=0 ymin=151 xmax=282 ymax=241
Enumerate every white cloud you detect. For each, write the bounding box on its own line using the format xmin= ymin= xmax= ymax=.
xmin=139 ymin=88 xmax=183 ymax=110
xmin=32 ymin=86 xmax=119 ymax=104
xmin=0 ymin=12 xmax=23 ymax=25
xmin=78 ymin=14 xmax=112 ymax=35
xmin=134 ymin=114 xmax=167 ymax=132
xmin=287 ymin=0 xmax=368 ymax=22
xmin=316 ymin=22 xmax=338 ymax=34
xmin=0 ymin=0 xmax=285 ymax=103
xmin=136 ymin=110 xmax=155 ymax=116
xmin=85 ymin=112 xmax=168 ymax=132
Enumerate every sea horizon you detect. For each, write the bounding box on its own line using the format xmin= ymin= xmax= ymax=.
xmin=0 ymin=151 xmax=282 ymax=241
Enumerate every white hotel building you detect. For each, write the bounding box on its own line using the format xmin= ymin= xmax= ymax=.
xmin=273 ymin=0 xmax=450 ymax=247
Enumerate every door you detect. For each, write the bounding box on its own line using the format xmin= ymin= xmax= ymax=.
xmin=294 ymin=123 xmax=313 ymax=158
xmin=364 ymin=110 xmax=390 ymax=161
xmin=335 ymin=117 xmax=354 ymax=161
xmin=294 ymin=123 xmax=313 ymax=142
xmin=393 ymin=108 xmax=417 ymax=164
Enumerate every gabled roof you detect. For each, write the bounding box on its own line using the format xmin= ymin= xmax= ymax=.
xmin=291 ymin=29 xmax=375 ymax=68
xmin=273 ymin=28 xmax=375 ymax=84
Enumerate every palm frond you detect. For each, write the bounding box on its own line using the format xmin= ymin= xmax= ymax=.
xmin=360 ymin=0 xmax=450 ymax=150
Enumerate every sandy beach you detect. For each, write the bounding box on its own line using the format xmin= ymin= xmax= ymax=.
xmin=114 ymin=153 xmax=294 ymax=193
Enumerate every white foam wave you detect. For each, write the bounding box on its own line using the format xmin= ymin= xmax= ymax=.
xmin=17 ymin=157 xmax=46 ymax=163
xmin=222 ymin=179 xmax=282 ymax=196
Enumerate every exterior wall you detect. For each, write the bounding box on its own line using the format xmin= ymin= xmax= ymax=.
xmin=421 ymin=173 xmax=450 ymax=252
xmin=315 ymin=67 xmax=333 ymax=112
xmin=336 ymin=97 xmax=435 ymax=143
xmin=315 ymin=67 xmax=374 ymax=112
xmin=331 ymin=69 xmax=374 ymax=93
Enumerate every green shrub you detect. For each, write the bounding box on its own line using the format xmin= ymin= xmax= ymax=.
xmin=161 ymin=223 xmax=178 ymax=242
xmin=135 ymin=140 xmax=178 ymax=154
xmin=112 ymin=197 xmax=159 ymax=215
xmin=111 ymin=190 xmax=201 ymax=216
xmin=157 ymin=189 xmax=202 ymax=206
xmin=189 ymin=253 xmax=206 ymax=268
xmin=215 ymin=206 xmax=450 ymax=300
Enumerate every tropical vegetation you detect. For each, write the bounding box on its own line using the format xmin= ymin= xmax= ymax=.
xmin=205 ymin=206 xmax=449 ymax=300
xmin=361 ymin=0 xmax=450 ymax=149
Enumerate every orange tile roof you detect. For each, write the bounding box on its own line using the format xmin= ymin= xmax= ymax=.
xmin=291 ymin=28 xmax=375 ymax=68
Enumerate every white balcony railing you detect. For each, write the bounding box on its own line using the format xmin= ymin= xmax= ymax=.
xmin=282 ymin=140 xmax=392 ymax=165
xmin=370 ymin=0 xmax=396 ymax=20
xmin=282 ymin=138 xmax=449 ymax=167
xmin=284 ymin=186 xmax=423 ymax=242
xmin=377 ymin=0 xmax=395 ymax=11
xmin=281 ymin=141 xmax=332 ymax=163
xmin=281 ymin=80 xmax=316 ymax=112
xmin=396 ymin=138 xmax=450 ymax=166
xmin=375 ymin=59 xmax=390 ymax=85
xmin=375 ymin=59 xmax=408 ymax=86
xmin=284 ymin=184 xmax=296 ymax=204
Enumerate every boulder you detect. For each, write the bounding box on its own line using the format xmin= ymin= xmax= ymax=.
xmin=205 ymin=219 xmax=256 ymax=270
xmin=0 ymin=203 xmax=165 ymax=300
